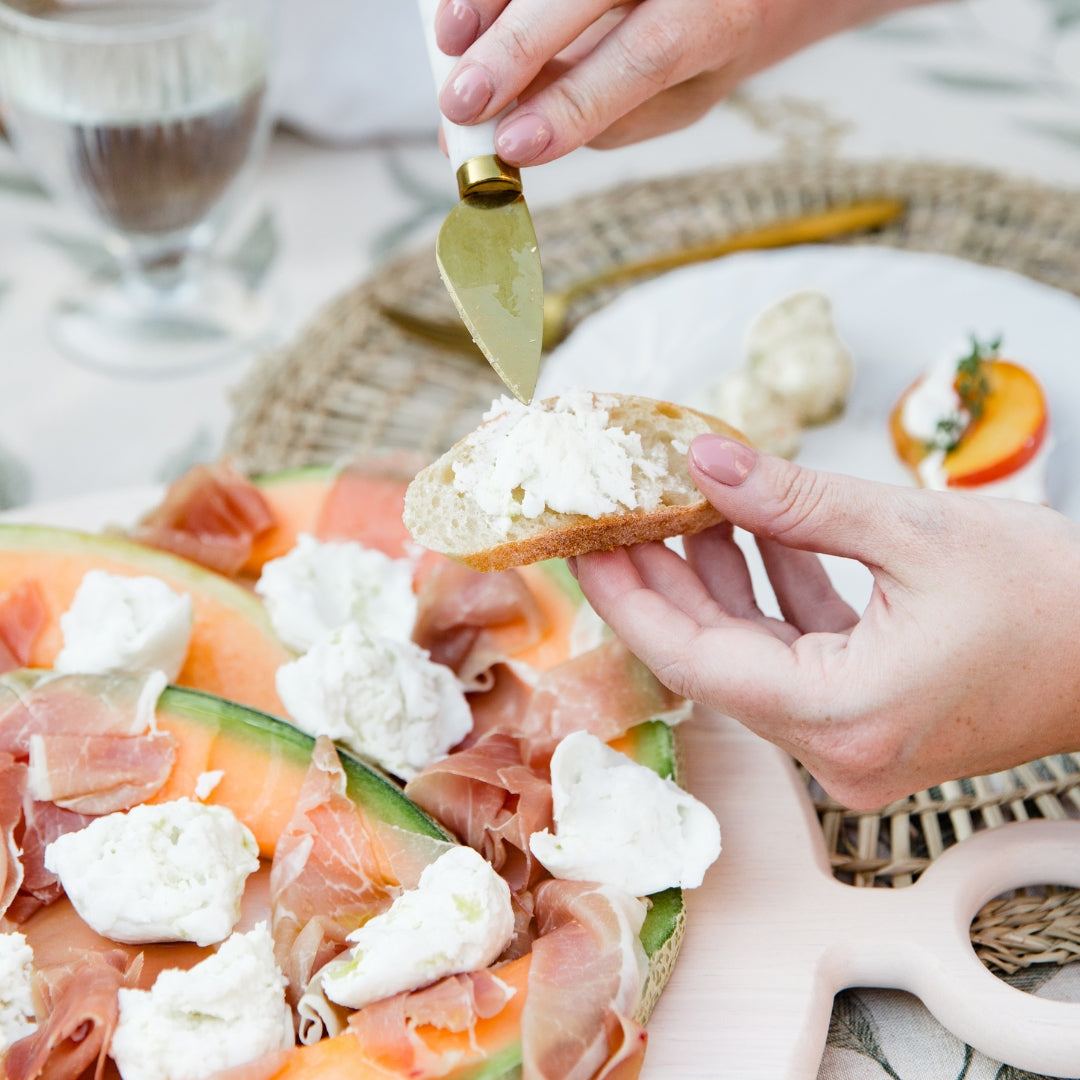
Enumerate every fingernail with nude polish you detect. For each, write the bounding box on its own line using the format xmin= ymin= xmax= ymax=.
xmin=435 ymin=0 xmax=480 ymax=54
xmin=441 ymin=64 xmax=493 ymax=123
xmin=689 ymin=435 xmax=758 ymax=486
xmin=495 ymin=114 xmax=553 ymax=165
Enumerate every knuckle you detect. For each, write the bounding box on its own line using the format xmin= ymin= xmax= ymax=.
xmin=766 ymin=467 xmax=832 ymax=542
xmin=550 ymin=79 xmax=595 ymax=132
xmin=612 ymin=21 xmax=683 ymax=93
xmin=491 ymin=11 xmax=543 ymax=68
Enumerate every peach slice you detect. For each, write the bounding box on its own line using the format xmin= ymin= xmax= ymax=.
xmin=890 ymin=359 xmax=1048 ymax=488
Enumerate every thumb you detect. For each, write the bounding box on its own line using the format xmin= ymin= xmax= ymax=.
xmin=687 ymin=433 xmax=935 ymax=564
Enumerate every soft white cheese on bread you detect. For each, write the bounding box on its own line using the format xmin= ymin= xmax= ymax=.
xmin=452 ymin=390 xmax=669 ymax=528
xmin=403 ymin=390 xmax=744 ymax=572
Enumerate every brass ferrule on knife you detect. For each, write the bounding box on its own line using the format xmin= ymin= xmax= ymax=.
xmin=456 ymin=154 xmax=522 ymax=198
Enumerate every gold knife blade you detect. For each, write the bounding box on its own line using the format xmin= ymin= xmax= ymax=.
xmin=434 ymin=156 xmax=543 ymax=404
xmin=418 ymin=0 xmax=543 ymax=404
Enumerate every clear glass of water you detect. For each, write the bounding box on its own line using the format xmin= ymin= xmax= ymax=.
xmin=0 ymin=0 xmax=279 ymax=376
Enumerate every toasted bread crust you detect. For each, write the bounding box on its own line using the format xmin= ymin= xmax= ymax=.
xmin=455 ymin=500 xmax=724 ymax=572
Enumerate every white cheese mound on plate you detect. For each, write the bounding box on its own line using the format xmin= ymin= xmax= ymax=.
xmin=54 ymin=570 xmax=193 ymax=681
xmin=109 ymin=923 xmax=294 ymax=1080
xmin=275 ymin=622 xmax=472 ymax=781
xmin=255 ymin=533 xmax=418 ymax=653
xmin=44 ymin=797 xmax=259 ymax=947
xmin=529 ymin=730 xmax=722 ymax=896
xmin=700 ymin=367 xmax=802 ymax=460
xmin=451 ymin=389 xmax=669 ymax=529
xmin=746 ymin=289 xmax=853 ymax=425
xmin=0 ymin=932 xmax=37 ymax=1051
xmin=319 ymin=845 xmax=514 ymax=1010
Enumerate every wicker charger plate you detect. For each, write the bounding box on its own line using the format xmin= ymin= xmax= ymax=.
xmin=226 ymin=156 xmax=1080 ymax=974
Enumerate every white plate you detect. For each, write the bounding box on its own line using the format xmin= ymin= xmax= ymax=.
xmin=538 ymin=245 xmax=1080 ymax=613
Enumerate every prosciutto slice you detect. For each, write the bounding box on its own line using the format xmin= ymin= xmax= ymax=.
xmin=0 ymin=670 xmax=165 ymax=758
xmin=0 ymin=752 xmax=27 ymax=918
xmin=3 ymin=949 xmax=139 ymax=1080
xmin=344 ymin=968 xmax=518 ymax=1078
xmin=129 ymin=461 xmax=275 ymax=576
xmin=314 ymin=453 xmax=428 ymax=560
xmin=405 ymin=732 xmax=552 ymax=895
xmin=0 ymin=580 xmax=45 ymax=674
xmin=413 ymin=561 xmax=547 ymax=686
xmin=26 ymin=731 xmax=176 ymax=815
xmin=269 ymin=737 xmax=451 ymax=1009
xmin=10 ymin=800 xmax=95 ymax=923
xmin=520 ymin=641 xmax=690 ymax=766
xmin=521 ymin=880 xmax=649 ymax=1080
xmin=461 ymin=662 xmax=535 ymax=748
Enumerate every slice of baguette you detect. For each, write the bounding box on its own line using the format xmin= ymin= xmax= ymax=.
xmin=403 ymin=391 xmax=748 ymax=572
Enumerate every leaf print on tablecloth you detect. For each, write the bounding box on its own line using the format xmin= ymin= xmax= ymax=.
xmin=995 ymin=1066 xmax=1058 ymax=1080
xmin=919 ymin=70 xmax=1052 ymax=95
xmin=1001 ymin=963 xmax=1061 ymax=995
xmin=1042 ymin=0 xmax=1080 ymax=32
xmin=1019 ymin=120 xmax=1080 ymax=150
xmin=227 ymin=209 xmax=279 ymax=291
xmin=369 ymin=145 xmax=456 ymax=261
xmin=828 ymin=991 xmax=902 ymax=1079
xmin=0 ymin=171 xmax=48 ymax=199
xmin=35 ymin=228 xmax=120 ymax=279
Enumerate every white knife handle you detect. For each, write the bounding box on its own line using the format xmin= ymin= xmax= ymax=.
xmin=417 ymin=0 xmax=507 ymax=174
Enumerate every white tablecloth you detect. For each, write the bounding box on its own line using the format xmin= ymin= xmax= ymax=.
xmin=1 ymin=2 xmax=1079 ymax=1077
xmin=1 ymin=0 xmax=1078 ymax=509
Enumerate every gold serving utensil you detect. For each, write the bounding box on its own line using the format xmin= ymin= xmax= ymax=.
xmin=380 ymin=197 xmax=906 ymax=356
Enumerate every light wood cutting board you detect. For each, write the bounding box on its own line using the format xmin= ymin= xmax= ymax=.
xmin=641 ymin=708 xmax=1080 ymax=1078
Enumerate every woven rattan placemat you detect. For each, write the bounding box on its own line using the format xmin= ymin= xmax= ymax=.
xmin=225 ymin=156 xmax=1080 ymax=972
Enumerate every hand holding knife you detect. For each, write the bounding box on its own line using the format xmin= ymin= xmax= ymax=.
xmin=417 ymin=0 xmax=544 ymax=405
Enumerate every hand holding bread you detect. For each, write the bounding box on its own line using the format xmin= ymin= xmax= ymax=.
xmin=402 ymin=389 xmax=749 ymax=572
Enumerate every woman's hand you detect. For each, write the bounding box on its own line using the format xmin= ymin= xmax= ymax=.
xmin=571 ymin=435 xmax=1080 ymax=809
xmin=430 ymin=0 xmax=919 ymax=165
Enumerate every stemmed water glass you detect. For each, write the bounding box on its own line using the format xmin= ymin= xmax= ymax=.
xmin=0 ymin=0 xmax=279 ymax=375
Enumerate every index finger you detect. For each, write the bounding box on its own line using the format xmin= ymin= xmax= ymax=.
xmin=436 ymin=0 xmax=614 ymax=124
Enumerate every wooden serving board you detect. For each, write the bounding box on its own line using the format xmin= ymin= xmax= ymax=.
xmin=642 ymin=709 xmax=1080 ymax=1078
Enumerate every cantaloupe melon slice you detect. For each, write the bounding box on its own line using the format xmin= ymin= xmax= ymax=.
xmin=244 ymin=463 xmax=419 ymax=576
xmin=150 ymin=685 xmax=450 ymax=855
xmin=0 ymin=525 xmax=292 ymax=715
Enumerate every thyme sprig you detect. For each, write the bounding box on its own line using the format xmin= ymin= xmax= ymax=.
xmin=928 ymin=334 xmax=1001 ymax=453
xmin=955 ymin=334 xmax=999 ymax=422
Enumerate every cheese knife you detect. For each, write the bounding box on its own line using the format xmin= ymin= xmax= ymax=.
xmin=417 ymin=0 xmax=544 ymax=404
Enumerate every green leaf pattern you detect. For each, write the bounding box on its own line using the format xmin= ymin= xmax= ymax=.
xmin=828 ymin=992 xmax=903 ymax=1079
xmin=860 ymin=0 xmax=1080 ymax=156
